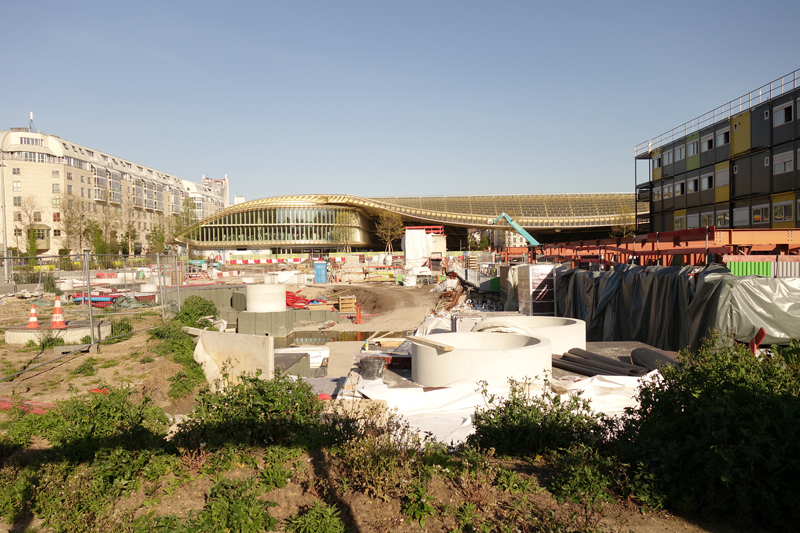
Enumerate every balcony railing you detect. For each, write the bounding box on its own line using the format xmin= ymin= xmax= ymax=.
xmin=634 ymin=69 xmax=800 ymax=157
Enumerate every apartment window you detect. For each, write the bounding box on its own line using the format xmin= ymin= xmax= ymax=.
xmin=35 ymin=230 xmax=45 ymax=240
xmin=67 ymin=172 xmax=73 ymax=180
xmin=20 ymin=137 xmax=42 ymax=146
xmin=733 ymin=207 xmax=749 ymax=226
xmin=674 ymin=216 xmax=686 ymax=230
xmin=52 ymin=197 xmax=60 ymax=208
xmin=33 ymin=212 xmax=41 ymax=222
xmin=715 ymin=129 xmax=730 ymax=147
xmin=716 ymin=212 xmax=730 ymax=228
xmin=652 ymin=156 xmax=662 ymax=170
xmin=701 ymin=134 xmax=714 ymax=152
xmin=700 ymin=174 xmax=714 ymax=190
xmin=674 ymin=181 xmax=685 ymax=196
xmin=81 ymin=188 xmax=84 ymax=197
xmin=14 ymin=229 xmax=22 ymax=237
xmin=54 ymin=230 xmax=61 ymax=237
xmin=13 ymin=212 xmax=21 ymax=222
xmin=675 ymin=145 xmax=686 ymax=161
xmin=715 ymin=168 xmax=730 ymax=187
xmin=663 ymin=151 xmax=674 ymax=165
xmin=67 ymin=185 xmax=73 ymax=194
xmin=53 ymin=213 xmax=61 ymax=222
xmin=52 ymin=183 xmax=60 ymax=193
xmin=687 ymin=213 xmax=699 ymax=229
xmin=653 ymin=187 xmax=662 ymax=201
xmin=86 ymin=150 xmax=93 ymax=157
xmin=52 ymin=171 xmax=59 ymax=179
xmin=773 ymin=151 xmax=794 ymax=174
xmin=687 ymin=141 xmax=699 ymax=157
xmin=88 ymin=190 xmax=91 ymax=199
xmin=774 ymin=102 xmax=793 ymax=127
xmin=12 ymin=181 xmax=21 ymax=191
xmin=12 ymin=168 xmax=20 ymax=175
xmin=752 ymin=205 xmax=770 ymax=224
xmin=701 ymin=212 xmax=714 ymax=227
xmin=774 ymin=202 xmax=794 ymax=222
xmin=687 ymin=177 xmax=699 ymax=193
xmin=663 ymin=184 xmax=673 ymax=199
xmin=13 ymin=196 xmax=21 ymax=207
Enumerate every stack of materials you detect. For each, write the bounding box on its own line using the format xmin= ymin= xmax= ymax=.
xmin=552 ymin=347 xmax=680 ymax=377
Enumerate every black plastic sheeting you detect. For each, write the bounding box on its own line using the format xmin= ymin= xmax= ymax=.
xmin=554 ymin=264 xmax=800 ymax=351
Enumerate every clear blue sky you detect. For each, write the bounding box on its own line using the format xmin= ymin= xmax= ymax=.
xmin=5 ymin=1 xmax=800 ymax=203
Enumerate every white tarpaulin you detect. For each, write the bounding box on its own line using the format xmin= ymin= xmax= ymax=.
xmin=345 ymin=373 xmax=650 ymax=445
xmin=402 ymin=229 xmax=432 ymax=270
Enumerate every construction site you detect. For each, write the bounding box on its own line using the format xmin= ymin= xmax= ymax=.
xmin=0 ymin=211 xmax=798 ymax=531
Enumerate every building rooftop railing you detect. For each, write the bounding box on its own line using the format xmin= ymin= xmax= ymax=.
xmin=634 ymin=69 xmax=800 ymax=158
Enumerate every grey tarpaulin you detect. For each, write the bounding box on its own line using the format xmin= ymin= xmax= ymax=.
xmin=554 ymin=264 xmax=800 ymax=351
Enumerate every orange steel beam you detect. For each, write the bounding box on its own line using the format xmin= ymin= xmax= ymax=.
xmin=713 ymin=228 xmax=798 ymax=246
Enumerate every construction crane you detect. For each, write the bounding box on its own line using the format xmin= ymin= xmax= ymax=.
xmin=488 ymin=213 xmax=540 ymax=246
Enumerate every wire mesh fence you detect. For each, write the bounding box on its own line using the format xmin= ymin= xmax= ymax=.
xmin=1 ymin=253 xmax=182 ymax=343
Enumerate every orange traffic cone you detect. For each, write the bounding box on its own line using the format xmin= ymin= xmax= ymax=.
xmin=26 ymin=304 xmax=40 ymax=329
xmin=50 ymin=296 xmax=67 ymax=330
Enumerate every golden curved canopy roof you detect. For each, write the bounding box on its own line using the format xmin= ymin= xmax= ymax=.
xmin=191 ymin=192 xmax=640 ymax=231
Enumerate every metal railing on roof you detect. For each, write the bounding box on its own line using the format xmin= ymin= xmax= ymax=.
xmin=634 ymin=69 xmax=800 ymax=158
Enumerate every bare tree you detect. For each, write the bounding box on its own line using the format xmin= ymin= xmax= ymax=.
xmin=59 ymin=194 xmax=96 ymax=254
xmin=13 ymin=195 xmax=42 ymax=255
xmin=610 ymin=210 xmax=636 ymax=238
xmin=375 ymin=211 xmax=404 ymax=254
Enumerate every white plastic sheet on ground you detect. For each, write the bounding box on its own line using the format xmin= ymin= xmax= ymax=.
xmin=346 ymin=373 xmax=650 ymax=445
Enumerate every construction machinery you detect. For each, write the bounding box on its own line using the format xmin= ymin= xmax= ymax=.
xmin=489 ymin=213 xmax=540 ymax=246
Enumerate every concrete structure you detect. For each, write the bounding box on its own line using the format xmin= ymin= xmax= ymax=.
xmin=0 ymin=127 xmax=228 ymax=256
xmin=177 ymin=193 xmax=641 ymax=257
xmin=636 ymin=69 xmax=800 ymax=234
xmin=471 ymin=316 xmax=586 ymax=356
xmin=409 ymin=331 xmax=552 ymax=387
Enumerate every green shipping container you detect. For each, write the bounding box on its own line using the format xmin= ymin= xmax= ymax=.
xmin=728 ymin=262 xmax=772 ymax=277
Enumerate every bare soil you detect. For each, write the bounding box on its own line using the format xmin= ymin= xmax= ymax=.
xmin=0 ymin=284 xmax=740 ymax=532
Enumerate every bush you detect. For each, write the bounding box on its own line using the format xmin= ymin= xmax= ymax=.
xmin=174 ymin=369 xmax=324 ymax=450
xmin=4 ymin=387 xmax=168 ymax=462
xmin=284 ymin=500 xmax=345 ymax=533
xmin=468 ymin=379 xmax=607 ymax=457
xmin=175 ymin=296 xmax=217 ymax=328
xmin=149 ymin=319 xmax=205 ymax=399
xmin=615 ymin=334 xmax=800 ymax=527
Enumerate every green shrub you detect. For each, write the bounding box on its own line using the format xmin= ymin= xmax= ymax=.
xmin=37 ymin=331 xmax=66 ymax=351
xmin=469 ymin=379 xmax=606 ymax=457
xmin=72 ymin=357 xmax=98 ymax=376
xmin=101 ymin=317 xmax=134 ymax=345
xmin=284 ymin=500 xmax=345 ymax=533
xmin=175 ymin=296 xmax=218 ymax=328
xmin=149 ymin=319 xmax=205 ymax=398
xmin=549 ymin=445 xmax=617 ymax=516
xmin=402 ymin=482 xmax=437 ymax=526
xmin=4 ymin=387 xmax=168 ymax=462
xmin=615 ymin=334 xmax=800 ymax=527
xmin=771 ymin=337 xmax=800 ymax=366
xmin=174 ymin=369 xmax=324 ymax=450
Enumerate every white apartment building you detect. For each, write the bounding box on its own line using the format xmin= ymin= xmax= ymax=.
xmin=0 ymin=127 xmax=227 ymax=255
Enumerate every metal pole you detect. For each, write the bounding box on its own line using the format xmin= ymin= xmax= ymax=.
xmin=175 ymin=254 xmax=180 ymax=313
xmin=156 ymin=253 xmax=165 ymax=318
xmin=85 ymin=251 xmax=94 ymax=344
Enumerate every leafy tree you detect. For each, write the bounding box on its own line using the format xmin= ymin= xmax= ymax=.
xmin=147 ymin=222 xmax=168 ymax=254
xmin=174 ymin=197 xmax=199 ymax=256
xmin=85 ymin=220 xmax=110 ymax=255
xmin=375 ymin=211 xmax=404 ymax=253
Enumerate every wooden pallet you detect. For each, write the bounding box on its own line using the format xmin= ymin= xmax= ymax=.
xmin=338 ymin=295 xmax=357 ymax=313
